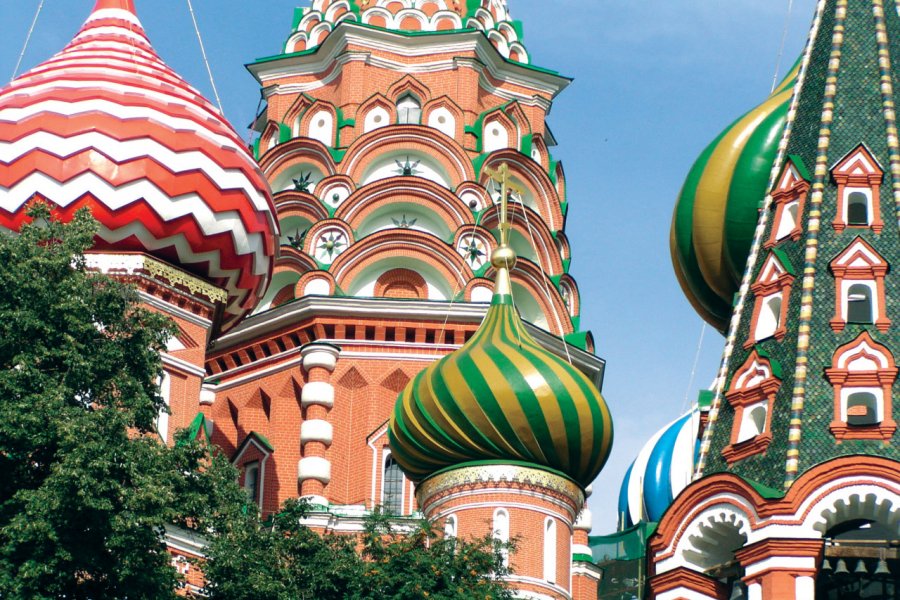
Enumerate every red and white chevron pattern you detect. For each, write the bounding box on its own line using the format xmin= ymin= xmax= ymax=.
xmin=0 ymin=0 xmax=278 ymax=331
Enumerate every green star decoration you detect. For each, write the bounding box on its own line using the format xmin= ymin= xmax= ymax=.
xmin=316 ymin=231 xmax=346 ymax=260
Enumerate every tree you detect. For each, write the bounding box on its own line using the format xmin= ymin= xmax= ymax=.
xmin=0 ymin=204 xmax=190 ymax=599
xmin=202 ymin=500 xmax=515 ymax=600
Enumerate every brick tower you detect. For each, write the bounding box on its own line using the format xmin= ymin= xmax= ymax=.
xmin=388 ymin=172 xmax=613 ymax=599
xmin=653 ymin=2 xmax=900 ymax=598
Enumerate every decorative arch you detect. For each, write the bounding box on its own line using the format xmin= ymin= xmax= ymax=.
xmin=558 ymin=274 xmax=580 ymax=318
xmin=299 ymin=219 xmax=353 ymax=267
xmin=274 ymin=192 xmax=330 ymax=224
xmin=387 ymin=74 xmax=431 ymax=107
xmin=481 ymin=151 xmax=564 ymax=231
xmin=825 ymin=331 xmax=897 ymax=441
xmin=529 ymin=134 xmax=549 ymax=169
xmin=283 ymin=95 xmax=313 ymax=136
xmin=259 ymin=121 xmax=282 ymax=156
xmin=423 ymin=96 xmax=463 ymax=140
xmin=295 ymin=270 xmax=336 ymax=298
xmin=554 ymin=161 xmax=567 ymax=202
xmin=831 ymin=144 xmax=884 ymax=233
xmin=329 ymin=229 xmax=473 ymax=299
xmin=746 ymin=250 xmax=794 ymax=347
xmin=830 ymin=237 xmax=890 ymax=332
xmin=313 ymin=174 xmax=356 ymax=209
xmin=766 ymin=157 xmax=809 ymax=247
xmin=456 ymin=181 xmax=492 ymax=212
xmin=299 ymin=101 xmax=338 ymax=147
xmin=258 ymin=139 xmax=338 ymax=187
xmin=358 ymin=93 xmax=395 ymax=135
xmin=453 ymin=226 xmax=495 ymax=272
xmin=336 ymin=177 xmax=471 ymax=236
xmin=342 ymin=126 xmax=476 ymax=189
xmin=482 ymin=109 xmax=517 ymax=153
xmin=721 ymin=350 xmax=781 ymax=464
xmin=374 ymin=268 xmax=428 ymax=299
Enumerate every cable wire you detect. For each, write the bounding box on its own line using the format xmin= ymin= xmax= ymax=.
xmin=11 ymin=0 xmax=45 ymax=80
xmin=771 ymin=0 xmax=795 ymax=92
xmin=186 ymin=0 xmax=224 ymax=114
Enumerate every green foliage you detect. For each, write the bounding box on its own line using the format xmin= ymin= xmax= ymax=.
xmin=0 ymin=204 xmax=192 ymax=599
xmin=203 ymin=500 xmax=515 ymax=600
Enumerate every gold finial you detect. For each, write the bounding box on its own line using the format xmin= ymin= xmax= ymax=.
xmin=484 ymin=163 xmax=524 ymax=295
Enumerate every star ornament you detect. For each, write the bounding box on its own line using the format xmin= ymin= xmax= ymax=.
xmin=394 ymin=156 xmax=422 ymax=177
xmin=316 ymin=231 xmax=347 ymax=261
xmin=460 ymin=236 xmax=487 ymax=268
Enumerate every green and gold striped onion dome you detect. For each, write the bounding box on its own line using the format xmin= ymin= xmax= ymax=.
xmin=388 ymin=289 xmax=613 ymax=489
xmin=671 ymin=58 xmax=800 ymax=333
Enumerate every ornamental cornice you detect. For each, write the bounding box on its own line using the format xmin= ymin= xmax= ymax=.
xmin=416 ymin=463 xmax=584 ymax=507
xmin=85 ymin=252 xmax=227 ymax=304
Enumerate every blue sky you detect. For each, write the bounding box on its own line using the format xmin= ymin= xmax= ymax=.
xmin=0 ymin=0 xmax=818 ymax=532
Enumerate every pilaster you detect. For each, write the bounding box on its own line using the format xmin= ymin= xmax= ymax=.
xmin=298 ymin=342 xmax=341 ymax=505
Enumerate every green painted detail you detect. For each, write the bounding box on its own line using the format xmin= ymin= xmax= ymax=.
xmin=562 ymin=258 xmax=571 ymax=273
xmin=179 ymin=413 xmax=211 ymax=447
xmin=786 ymin=153 xmax=811 ymax=181
xmin=697 ymin=389 xmax=714 ymax=409
xmin=471 ymin=152 xmax=490 ymax=176
xmin=746 ymin=477 xmax=784 ymax=499
xmin=520 ymin=135 xmax=533 ymax=157
xmin=572 ymin=553 xmax=593 ymax=563
xmin=770 ymin=247 xmax=795 ymax=276
xmin=548 ymin=159 xmax=559 ymax=185
xmin=464 ymin=0 xmax=481 ymax=19
xmin=328 ymin=147 xmax=346 ymax=163
xmin=560 ymin=201 xmax=568 ymax=217
xmin=564 ymin=331 xmax=589 ymax=352
xmin=509 ymin=19 xmax=525 ymax=41
xmin=252 ymin=136 xmax=261 ymax=161
xmin=252 ymin=432 xmax=275 ymax=453
xmin=570 ymin=315 xmax=581 ymax=331
xmin=278 ymin=123 xmax=292 ymax=144
xmin=291 ymin=7 xmax=303 ymax=30
xmin=550 ymin=274 xmax=563 ymax=287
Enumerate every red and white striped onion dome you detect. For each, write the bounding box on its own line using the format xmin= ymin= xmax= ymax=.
xmin=0 ymin=0 xmax=278 ymax=331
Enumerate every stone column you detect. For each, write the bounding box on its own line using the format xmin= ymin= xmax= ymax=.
xmin=297 ymin=343 xmax=340 ymax=506
xmin=736 ymin=538 xmax=823 ymax=600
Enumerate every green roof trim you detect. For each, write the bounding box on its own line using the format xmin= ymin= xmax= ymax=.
xmin=746 ymin=477 xmax=785 ymax=499
xmin=753 ymin=347 xmax=783 ymax=379
xmin=697 ymin=389 xmax=715 ymax=409
xmin=278 ymin=123 xmax=292 ymax=144
xmin=572 ymin=553 xmax=593 ymax=563
xmin=178 ymin=413 xmax=211 ymax=447
xmin=770 ymin=247 xmax=796 ymax=276
xmin=564 ymin=331 xmax=589 ymax=352
xmin=785 ymin=154 xmax=811 ymax=182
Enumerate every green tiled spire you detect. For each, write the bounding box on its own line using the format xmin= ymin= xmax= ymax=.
xmin=698 ymin=0 xmax=900 ymax=490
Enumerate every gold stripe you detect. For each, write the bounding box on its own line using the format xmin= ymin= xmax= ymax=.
xmin=692 ymin=86 xmax=794 ymax=300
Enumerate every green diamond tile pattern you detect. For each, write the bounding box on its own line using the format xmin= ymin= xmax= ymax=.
xmin=704 ymin=0 xmax=900 ymax=489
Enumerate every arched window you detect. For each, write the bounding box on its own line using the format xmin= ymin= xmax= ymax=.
xmin=755 ymin=294 xmax=782 ymax=341
xmin=397 ymin=94 xmax=422 ymax=124
xmin=493 ymin=508 xmax=510 ymax=567
xmin=307 ymin=109 xmax=334 ymax=146
xmin=774 ymin=200 xmax=799 ymax=241
xmin=846 ymin=283 xmax=874 ymax=323
xmin=847 ymin=191 xmax=870 ymax=226
xmin=364 ymin=105 xmax=390 ymax=133
xmin=156 ymin=371 xmax=171 ymax=443
xmin=244 ymin=461 xmax=260 ymax=505
xmin=543 ymin=518 xmax=557 ymax=583
xmin=737 ymin=404 xmax=767 ymax=443
xmin=444 ymin=515 xmax=457 ymax=539
xmin=427 ymin=106 xmax=455 ymax=138
xmin=722 ymin=350 xmax=781 ymax=464
xmin=826 ymin=332 xmax=898 ymax=441
xmin=382 ymin=454 xmax=404 ymax=515
xmin=846 ymin=391 xmax=880 ymax=427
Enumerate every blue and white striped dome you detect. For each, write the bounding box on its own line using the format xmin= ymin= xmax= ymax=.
xmin=617 ymin=410 xmax=699 ymax=529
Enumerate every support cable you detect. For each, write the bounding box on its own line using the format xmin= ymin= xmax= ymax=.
xmin=186 ymin=0 xmax=224 ymax=114
xmin=771 ymin=0 xmax=795 ymax=92
xmin=12 ymin=0 xmax=45 ymax=80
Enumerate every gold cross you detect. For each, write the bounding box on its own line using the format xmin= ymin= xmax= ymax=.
xmin=483 ymin=163 xmax=524 ymax=248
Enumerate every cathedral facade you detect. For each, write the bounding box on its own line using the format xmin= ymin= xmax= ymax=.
xmin=0 ymin=1 xmax=611 ymax=598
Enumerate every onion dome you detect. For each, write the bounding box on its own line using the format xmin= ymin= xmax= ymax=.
xmin=671 ymin=59 xmax=801 ymax=332
xmin=617 ymin=411 xmax=698 ymax=529
xmin=287 ymin=0 xmax=530 ymax=64
xmin=388 ymin=181 xmax=612 ymax=489
xmin=0 ymin=0 xmax=278 ymax=331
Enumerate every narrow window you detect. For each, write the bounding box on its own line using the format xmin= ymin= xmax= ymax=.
xmin=444 ymin=515 xmax=457 ymax=539
xmin=755 ymin=294 xmax=782 ymax=340
xmin=847 ymin=391 xmax=880 ymax=426
xmin=543 ymin=518 xmax=557 ymax=583
xmin=847 ymin=284 xmax=874 ymax=323
xmin=382 ymin=455 xmax=404 ymax=515
xmin=847 ymin=192 xmax=869 ymax=226
xmin=738 ymin=404 xmax=767 ymax=442
xmin=244 ymin=461 xmax=260 ymax=505
xmin=397 ymin=94 xmax=422 ymax=125
xmin=493 ymin=509 xmax=510 ymax=568
xmin=775 ymin=200 xmax=799 ymax=241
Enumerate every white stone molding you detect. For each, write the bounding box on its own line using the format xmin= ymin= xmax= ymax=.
xmin=298 ymin=456 xmax=332 ymax=484
xmin=301 ymin=419 xmax=334 ymax=446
